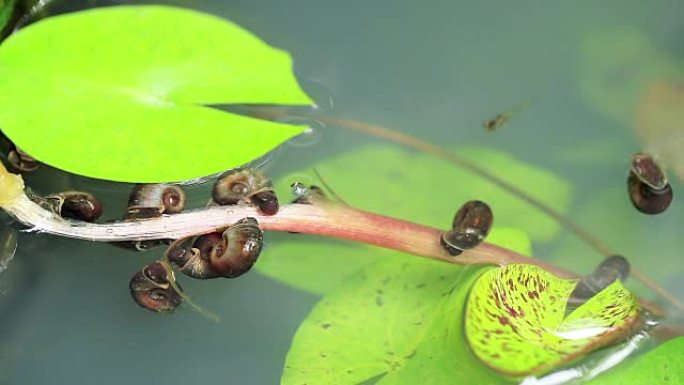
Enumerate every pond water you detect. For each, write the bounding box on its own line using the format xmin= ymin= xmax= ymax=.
xmin=1 ymin=0 xmax=683 ymax=384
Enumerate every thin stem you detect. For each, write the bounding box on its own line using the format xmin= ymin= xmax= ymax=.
xmin=246 ymin=107 xmax=684 ymax=314
xmin=2 ymin=191 xmax=665 ymax=316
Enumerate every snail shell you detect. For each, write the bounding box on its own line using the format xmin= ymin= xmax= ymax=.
xmin=440 ymin=200 xmax=493 ymax=255
xmin=627 ymin=153 xmax=672 ymax=215
xmin=129 ymin=261 xmax=183 ymax=312
xmin=127 ymin=184 xmax=186 ymax=216
xmin=36 ymin=191 xmax=103 ymax=222
xmin=166 ymin=233 xmax=222 ymax=280
xmin=570 ymin=255 xmax=630 ymax=304
xmin=167 ymin=217 xmax=264 ymax=279
xmin=212 ymin=168 xmax=279 ymax=215
xmin=7 ymin=146 xmax=39 ymax=172
xmin=210 ymin=217 xmax=264 ymax=278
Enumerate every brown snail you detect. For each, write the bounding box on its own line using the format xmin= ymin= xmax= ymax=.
xmin=34 ymin=191 xmax=103 ymax=222
xmin=7 ymin=145 xmax=39 ymax=172
xmin=125 ymin=184 xmax=186 ymax=218
xmin=167 ymin=217 xmax=264 ymax=279
xmin=115 ymin=184 xmax=186 ymax=251
xmin=129 ymin=261 xmax=183 ymax=312
xmin=570 ymin=255 xmax=630 ymax=305
xmin=440 ymin=200 xmax=493 ymax=256
xmin=627 ymin=152 xmax=673 ymax=215
xmin=212 ymin=168 xmax=279 ymax=215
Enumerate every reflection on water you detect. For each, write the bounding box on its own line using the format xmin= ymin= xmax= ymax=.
xmin=0 ymin=0 xmax=683 ymax=384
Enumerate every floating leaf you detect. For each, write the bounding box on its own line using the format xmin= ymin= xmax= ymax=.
xmin=635 ymin=81 xmax=684 ymax=183
xmin=281 ymin=227 xmax=531 ymax=385
xmin=257 ymin=144 xmax=570 ymax=294
xmin=281 ymin=258 xmax=499 ymax=385
xmin=465 ymin=264 xmax=640 ymax=377
xmin=589 ymin=337 xmax=684 ymax=385
xmin=0 ymin=5 xmax=312 ymax=182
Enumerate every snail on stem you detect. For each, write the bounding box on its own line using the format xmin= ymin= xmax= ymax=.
xmin=167 ymin=217 xmax=264 ymax=279
xmin=212 ymin=168 xmax=279 ymax=215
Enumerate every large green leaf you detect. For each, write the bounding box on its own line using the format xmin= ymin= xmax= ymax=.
xmin=466 ymin=264 xmax=639 ymax=377
xmin=589 ymin=337 xmax=684 ymax=384
xmin=258 ymin=144 xmax=570 ymax=294
xmin=0 ymin=5 xmax=312 ymax=182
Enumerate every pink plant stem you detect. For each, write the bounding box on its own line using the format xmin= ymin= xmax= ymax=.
xmin=272 ymin=202 xmax=575 ymax=277
xmin=5 ymin=194 xmax=665 ymax=316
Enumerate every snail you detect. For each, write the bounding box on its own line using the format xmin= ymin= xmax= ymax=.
xmin=440 ymin=200 xmax=493 ymax=256
xmin=125 ymin=184 xmax=186 ymax=218
xmin=167 ymin=217 xmax=263 ymax=279
xmin=33 ymin=191 xmax=103 ymax=222
xmin=212 ymin=168 xmax=279 ymax=215
xmin=7 ymin=145 xmax=39 ymax=172
xmin=570 ymin=255 xmax=630 ymax=305
xmin=129 ymin=260 xmax=183 ymax=312
xmin=115 ymin=184 xmax=186 ymax=251
xmin=627 ymin=152 xmax=673 ymax=215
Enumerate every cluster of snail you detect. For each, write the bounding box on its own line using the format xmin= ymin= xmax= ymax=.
xmin=23 ymin=165 xmax=280 ymax=313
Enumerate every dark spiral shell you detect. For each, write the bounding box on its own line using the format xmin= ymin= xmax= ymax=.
xmin=7 ymin=146 xmax=39 ymax=172
xmin=627 ymin=153 xmax=673 ymax=215
xmin=440 ymin=200 xmax=493 ymax=255
xmin=570 ymin=255 xmax=631 ymax=303
xmin=209 ymin=217 xmax=264 ymax=278
xmin=212 ymin=168 xmax=279 ymax=215
xmin=166 ymin=218 xmax=264 ymax=279
xmin=129 ymin=261 xmax=183 ymax=312
xmin=127 ymin=184 xmax=186 ymax=215
xmin=166 ymin=233 xmax=222 ymax=280
xmin=37 ymin=191 xmax=103 ymax=222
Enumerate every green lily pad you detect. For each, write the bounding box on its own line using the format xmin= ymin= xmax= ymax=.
xmin=258 ymin=144 xmax=570 ymax=294
xmin=466 ymin=264 xmax=640 ymax=377
xmin=281 ymin=257 xmax=498 ymax=385
xmin=0 ymin=5 xmax=312 ymax=182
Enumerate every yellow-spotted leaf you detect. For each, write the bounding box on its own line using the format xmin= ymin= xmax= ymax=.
xmin=0 ymin=5 xmax=312 ymax=182
xmin=465 ymin=264 xmax=640 ymax=377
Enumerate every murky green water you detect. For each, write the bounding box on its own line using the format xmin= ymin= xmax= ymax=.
xmin=1 ymin=0 xmax=683 ymax=384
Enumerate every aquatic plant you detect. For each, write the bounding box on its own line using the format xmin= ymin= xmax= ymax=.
xmin=0 ymin=3 xmax=683 ymax=384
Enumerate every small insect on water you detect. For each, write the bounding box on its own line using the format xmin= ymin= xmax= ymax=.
xmin=482 ymin=101 xmax=529 ymax=132
xmin=627 ymin=152 xmax=673 ymax=215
